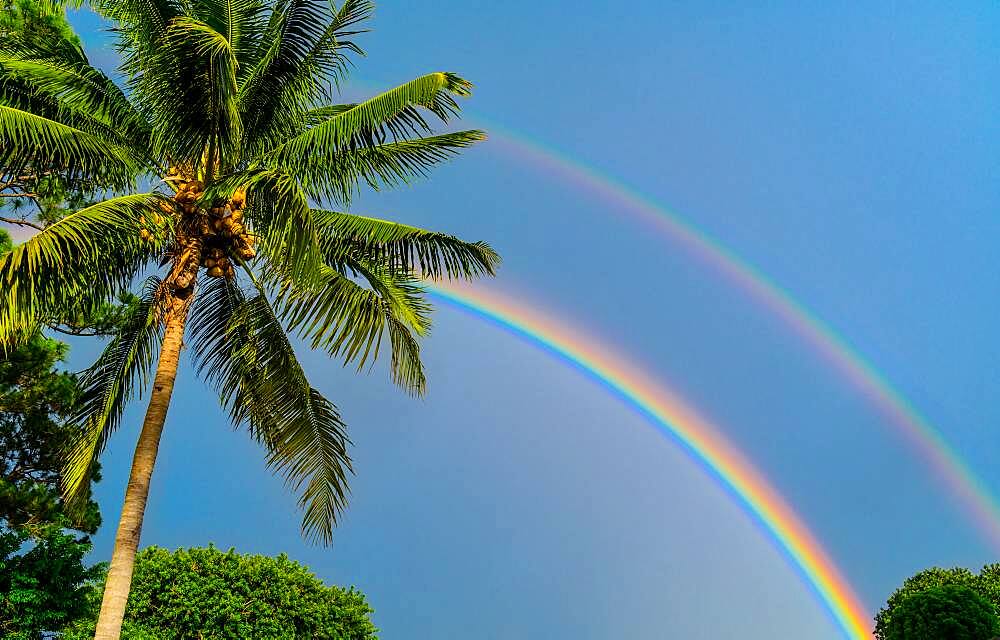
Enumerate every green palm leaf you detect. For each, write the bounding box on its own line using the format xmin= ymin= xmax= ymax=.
xmin=0 ymin=193 xmax=169 ymax=347
xmin=269 ymin=258 xmax=431 ymax=393
xmin=238 ymin=0 xmax=371 ymax=158
xmin=0 ymin=48 xmax=150 ymax=146
xmin=62 ymin=278 xmax=166 ymax=505
xmin=262 ymin=72 xmax=479 ymax=201
xmin=0 ymin=103 xmax=144 ymax=188
xmin=190 ymin=0 xmax=268 ymax=60
xmin=342 ymin=259 xmax=430 ymax=393
xmin=271 ymin=72 xmax=472 ymax=155
xmin=273 ymin=129 xmax=486 ymax=204
xmin=312 ymin=208 xmax=500 ymax=280
xmin=189 ymin=276 xmax=352 ymax=544
xmin=90 ymin=0 xmax=182 ymax=38
xmin=141 ymin=16 xmax=242 ymax=169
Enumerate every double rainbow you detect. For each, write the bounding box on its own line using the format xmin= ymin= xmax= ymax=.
xmin=429 ymin=282 xmax=873 ymax=640
xmin=482 ymin=127 xmax=1000 ymax=551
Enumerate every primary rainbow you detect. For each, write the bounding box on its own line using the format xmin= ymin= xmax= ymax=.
xmin=428 ymin=281 xmax=873 ymax=640
xmin=478 ymin=126 xmax=1000 ymax=551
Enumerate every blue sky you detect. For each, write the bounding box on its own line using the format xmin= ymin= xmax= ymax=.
xmin=35 ymin=2 xmax=1000 ymax=638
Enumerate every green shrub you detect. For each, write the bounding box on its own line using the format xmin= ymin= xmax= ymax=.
xmin=67 ymin=545 xmax=378 ymax=639
xmin=0 ymin=526 xmax=103 ymax=639
xmin=884 ymin=584 xmax=999 ymax=640
xmin=875 ymin=566 xmax=996 ymax=638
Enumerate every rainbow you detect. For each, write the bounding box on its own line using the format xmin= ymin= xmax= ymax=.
xmin=476 ymin=126 xmax=1000 ymax=551
xmin=427 ymin=281 xmax=873 ymax=640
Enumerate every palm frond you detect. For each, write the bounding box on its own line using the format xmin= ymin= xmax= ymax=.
xmin=62 ymin=278 xmax=165 ymax=505
xmin=141 ymin=16 xmax=242 ymax=169
xmin=190 ymin=0 xmax=267 ymax=60
xmin=238 ymin=0 xmax=372 ymax=159
xmin=312 ymin=208 xmax=500 ymax=280
xmin=0 ymin=103 xmax=144 ymax=188
xmin=237 ymin=0 xmax=335 ymax=103
xmin=0 ymin=49 xmax=151 ymax=148
xmin=91 ymin=0 xmax=182 ymax=37
xmin=269 ymin=259 xmax=430 ymax=393
xmin=270 ymin=129 xmax=486 ymax=205
xmin=189 ymin=275 xmax=352 ymax=544
xmin=342 ymin=259 xmax=430 ymax=393
xmin=262 ymin=72 xmax=474 ymax=182
xmin=0 ymin=193 xmax=169 ymax=347
xmin=280 ymin=72 xmax=471 ymax=150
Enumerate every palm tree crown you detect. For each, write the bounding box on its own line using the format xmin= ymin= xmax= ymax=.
xmin=0 ymin=0 xmax=498 ymax=543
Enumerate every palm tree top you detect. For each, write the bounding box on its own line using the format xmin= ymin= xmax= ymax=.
xmin=0 ymin=0 xmax=500 ymax=544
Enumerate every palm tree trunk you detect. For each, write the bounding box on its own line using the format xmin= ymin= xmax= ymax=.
xmin=93 ymin=292 xmax=192 ymax=640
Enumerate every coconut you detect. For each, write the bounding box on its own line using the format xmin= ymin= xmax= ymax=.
xmin=203 ymin=257 xmax=216 ymax=269
xmin=231 ymin=188 xmax=246 ymax=208
xmin=139 ymin=229 xmax=151 ymax=241
xmin=207 ymin=266 xmax=224 ymax=278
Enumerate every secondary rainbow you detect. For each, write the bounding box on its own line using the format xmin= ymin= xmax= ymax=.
xmin=428 ymin=281 xmax=872 ymax=640
xmin=476 ymin=125 xmax=1000 ymax=551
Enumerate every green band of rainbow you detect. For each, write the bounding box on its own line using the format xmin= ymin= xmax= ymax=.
xmin=479 ymin=126 xmax=1000 ymax=551
xmin=428 ymin=282 xmax=872 ymax=640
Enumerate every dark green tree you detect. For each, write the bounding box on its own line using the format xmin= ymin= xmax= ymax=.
xmin=0 ymin=524 xmax=104 ymax=639
xmin=0 ymin=0 xmax=81 ymax=45
xmin=0 ymin=323 xmax=105 ymax=639
xmin=876 ymin=567 xmax=979 ymax=637
xmin=0 ymin=228 xmax=100 ymax=531
xmin=0 ymin=333 xmax=99 ymax=528
xmin=875 ymin=565 xmax=1000 ymax=638
xmin=0 ymin=226 xmax=105 ymax=637
xmin=63 ymin=545 xmax=378 ymax=640
xmin=884 ymin=584 xmax=999 ymax=640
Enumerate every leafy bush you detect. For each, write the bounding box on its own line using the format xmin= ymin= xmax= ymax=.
xmin=0 ymin=526 xmax=103 ymax=639
xmin=67 ymin=546 xmax=378 ymax=639
xmin=884 ymin=584 xmax=999 ymax=640
xmin=875 ymin=566 xmax=997 ymax=638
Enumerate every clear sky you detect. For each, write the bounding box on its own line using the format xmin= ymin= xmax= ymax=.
xmin=42 ymin=2 xmax=1000 ymax=638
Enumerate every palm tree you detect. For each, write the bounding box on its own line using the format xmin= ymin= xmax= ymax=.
xmin=0 ymin=1 xmax=499 ymax=638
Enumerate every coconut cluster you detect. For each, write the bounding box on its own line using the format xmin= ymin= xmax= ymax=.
xmin=138 ymin=212 xmax=165 ymax=242
xmin=166 ymin=170 xmax=256 ymax=282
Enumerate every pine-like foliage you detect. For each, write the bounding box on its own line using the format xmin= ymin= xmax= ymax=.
xmin=0 ymin=0 xmax=499 ymax=544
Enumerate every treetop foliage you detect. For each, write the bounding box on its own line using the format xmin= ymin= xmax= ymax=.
xmin=883 ymin=584 xmax=999 ymax=640
xmin=876 ymin=565 xmax=1000 ymax=639
xmin=0 ymin=524 xmax=104 ymax=639
xmin=64 ymin=545 xmax=379 ymax=640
